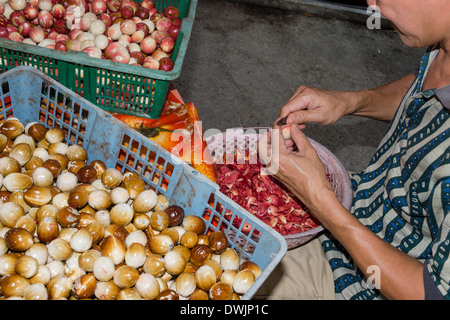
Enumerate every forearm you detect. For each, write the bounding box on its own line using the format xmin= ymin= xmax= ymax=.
xmin=348 ymin=73 xmax=416 ymax=121
xmin=309 ymin=190 xmax=425 ymax=300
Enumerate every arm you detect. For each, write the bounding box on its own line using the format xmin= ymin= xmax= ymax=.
xmin=279 ymin=73 xmax=416 ymax=125
xmin=260 ymin=125 xmax=425 ymax=299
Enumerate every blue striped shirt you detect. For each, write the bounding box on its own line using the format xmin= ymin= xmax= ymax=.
xmin=320 ymin=48 xmax=450 ymax=300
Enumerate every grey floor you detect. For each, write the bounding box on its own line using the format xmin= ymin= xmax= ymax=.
xmin=172 ymin=0 xmax=424 ymax=172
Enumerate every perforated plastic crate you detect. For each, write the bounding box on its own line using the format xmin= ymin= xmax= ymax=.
xmin=0 ymin=0 xmax=197 ymax=119
xmin=0 ymin=66 xmax=287 ymax=299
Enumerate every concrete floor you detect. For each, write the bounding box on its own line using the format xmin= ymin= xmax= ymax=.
xmin=172 ymin=0 xmax=424 ymax=172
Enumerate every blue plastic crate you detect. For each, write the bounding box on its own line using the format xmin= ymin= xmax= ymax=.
xmin=0 ymin=66 xmax=287 ymax=300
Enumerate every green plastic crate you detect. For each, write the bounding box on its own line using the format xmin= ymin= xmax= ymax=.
xmin=0 ymin=0 xmax=197 ymax=119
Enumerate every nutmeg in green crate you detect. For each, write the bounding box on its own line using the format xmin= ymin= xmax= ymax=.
xmin=0 ymin=0 xmax=197 ymax=119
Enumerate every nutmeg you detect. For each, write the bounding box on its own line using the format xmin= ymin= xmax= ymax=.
xmin=165 ymin=205 xmax=184 ymax=226
xmin=72 ymin=273 xmax=97 ymax=299
xmin=4 ymin=227 xmax=34 ymax=252
xmin=208 ymin=231 xmax=229 ymax=254
xmin=143 ymin=254 xmax=166 ymax=278
xmin=156 ymin=289 xmax=179 ymax=300
xmin=0 ymin=274 xmax=29 ymax=298
xmin=190 ymin=244 xmax=212 ymax=267
xmin=209 ymin=282 xmax=233 ymax=300
xmin=56 ymin=206 xmax=80 ymax=228
xmin=135 ymin=273 xmax=160 ymax=300
xmin=76 ymin=165 xmax=97 ymax=184
xmin=182 ymin=215 xmax=206 ymax=235
xmin=26 ymin=122 xmax=47 ymax=142
xmin=149 ymin=210 xmax=169 ymax=231
xmin=100 ymin=235 xmax=126 ymax=265
xmin=36 ymin=217 xmax=60 ymax=244
xmin=14 ymin=255 xmax=39 ymax=279
xmin=94 ymin=280 xmax=120 ymax=300
xmin=113 ymin=265 xmax=140 ymax=289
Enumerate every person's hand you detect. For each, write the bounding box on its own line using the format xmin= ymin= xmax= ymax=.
xmin=279 ymin=86 xmax=356 ymax=126
xmin=258 ymin=123 xmax=336 ymax=216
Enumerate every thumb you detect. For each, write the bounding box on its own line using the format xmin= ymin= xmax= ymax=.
xmin=289 ymin=124 xmax=316 ymax=157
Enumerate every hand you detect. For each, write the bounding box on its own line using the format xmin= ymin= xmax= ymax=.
xmin=258 ymin=123 xmax=336 ymax=215
xmin=279 ymin=86 xmax=356 ymax=126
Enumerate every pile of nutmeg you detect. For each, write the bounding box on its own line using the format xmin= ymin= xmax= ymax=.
xmin=0 ymin=118 xmax=261 ymax=300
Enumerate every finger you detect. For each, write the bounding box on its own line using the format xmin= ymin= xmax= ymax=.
xmin=289 ymin=124 xmax=316 ymax=157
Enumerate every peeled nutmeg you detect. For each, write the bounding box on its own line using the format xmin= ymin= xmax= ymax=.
xmin=123 ymin=177 xmax=145 ymax=199
xmin=92 ymin=256 xmax=115 ymax=282
xmin=70 ymin=228 xmax=94 ymax=253
xmin=100 ymin=235 xmax=126 ymax=265
xmin=36 ymin=217 xmax=60 ymax=244
xmin=195 ymin=265 xmax=217 ymax=292
xmin=163 ymin=250 xmax=186 ymax=276
xmin=24 ymin=283 xmax=48 ymax=300
xmin=143 ymin=254 xmax=166 ymax=277
xmin=232 ymin=269 xmax=255 ymax=295
xmin=101 ymin=168 xmax=123 ymax=189
xmin=0 ymin=156 xmax=22 ymax=176
xmin=79 ymin=249 xmax=102 ymax=273
xmin=156 ymin=289 xmax=179 ymax=300
xmin=182 ymin=215 xmax=206 ymax=235
xmin=46 ymin=274 xmax=72 ymax=299
xmin=9 ymin=143 xmax=32 ymax=166
xmin=0 ymin=118 xmax=24 ymax=139
xmin=148 ymin=234 xmax=174 ymax=255
xmin=14 ymin=255 xmax=39 ymax=279
xmin=56 ymin=206 xmax=80 ymax=228
xmin=90 ymin=160 xmax=106 ymax=179
xmin=26 ymin=122 xmax=47 ymax=142
xmin=76 ymin=165 xmax=97 ymax=184
xmin=3 ymin=172 xmax=33 ymax=192
xmin=175 ymin=272 xmax=196 ymax=298
xmin=165 ymin=205 xmax=184 ymax=226
xmin=113 ymin=265 xmax=140 ymax=289
xmin=95 ymin=280 xmax=120 ymax=300
xmin=0 ymin=201 xmax=25 ymax=228
xmin=0 ymin=274 xmax=29 ymax=298
xmin=88 ymin=190 xmax=111 ymax=210
xmin=220 ymin=248 xmax=240 ymax=271
xmin=23 ymin=185 xmax=53 ymax=207
xmin=45 ymin=127 xmax=65 ymax=144
xmin=133 ymin=189 xmax=157 ymax=213
xmin=149 ymin=210 xmax=169 ymax=231
xmin=47 ymin=238 xmax=73 ymax=261
xmin=67 ymin=185 xmax=89 ymax=209
xmin=125 ymin=242 xmax=147 ymax=268
xmin=208 ymin=231 xmax=229 ymax=254
xmin=190 ymin=244 xmax=212 ymax=267
xmin=4 ymin=227 xmax=34 ymax=252
xmin=110 ymin=203 xmax=134 ymax=227
xmin=209 ymin=282 xmax=233 ymax=300
xmin=135 ymin=273 xmax=160 ymax=300
xmin=72 ymin=273 xmax=97 ymax=299
xmin=66 ymin=144 xmax=88 ymax=161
